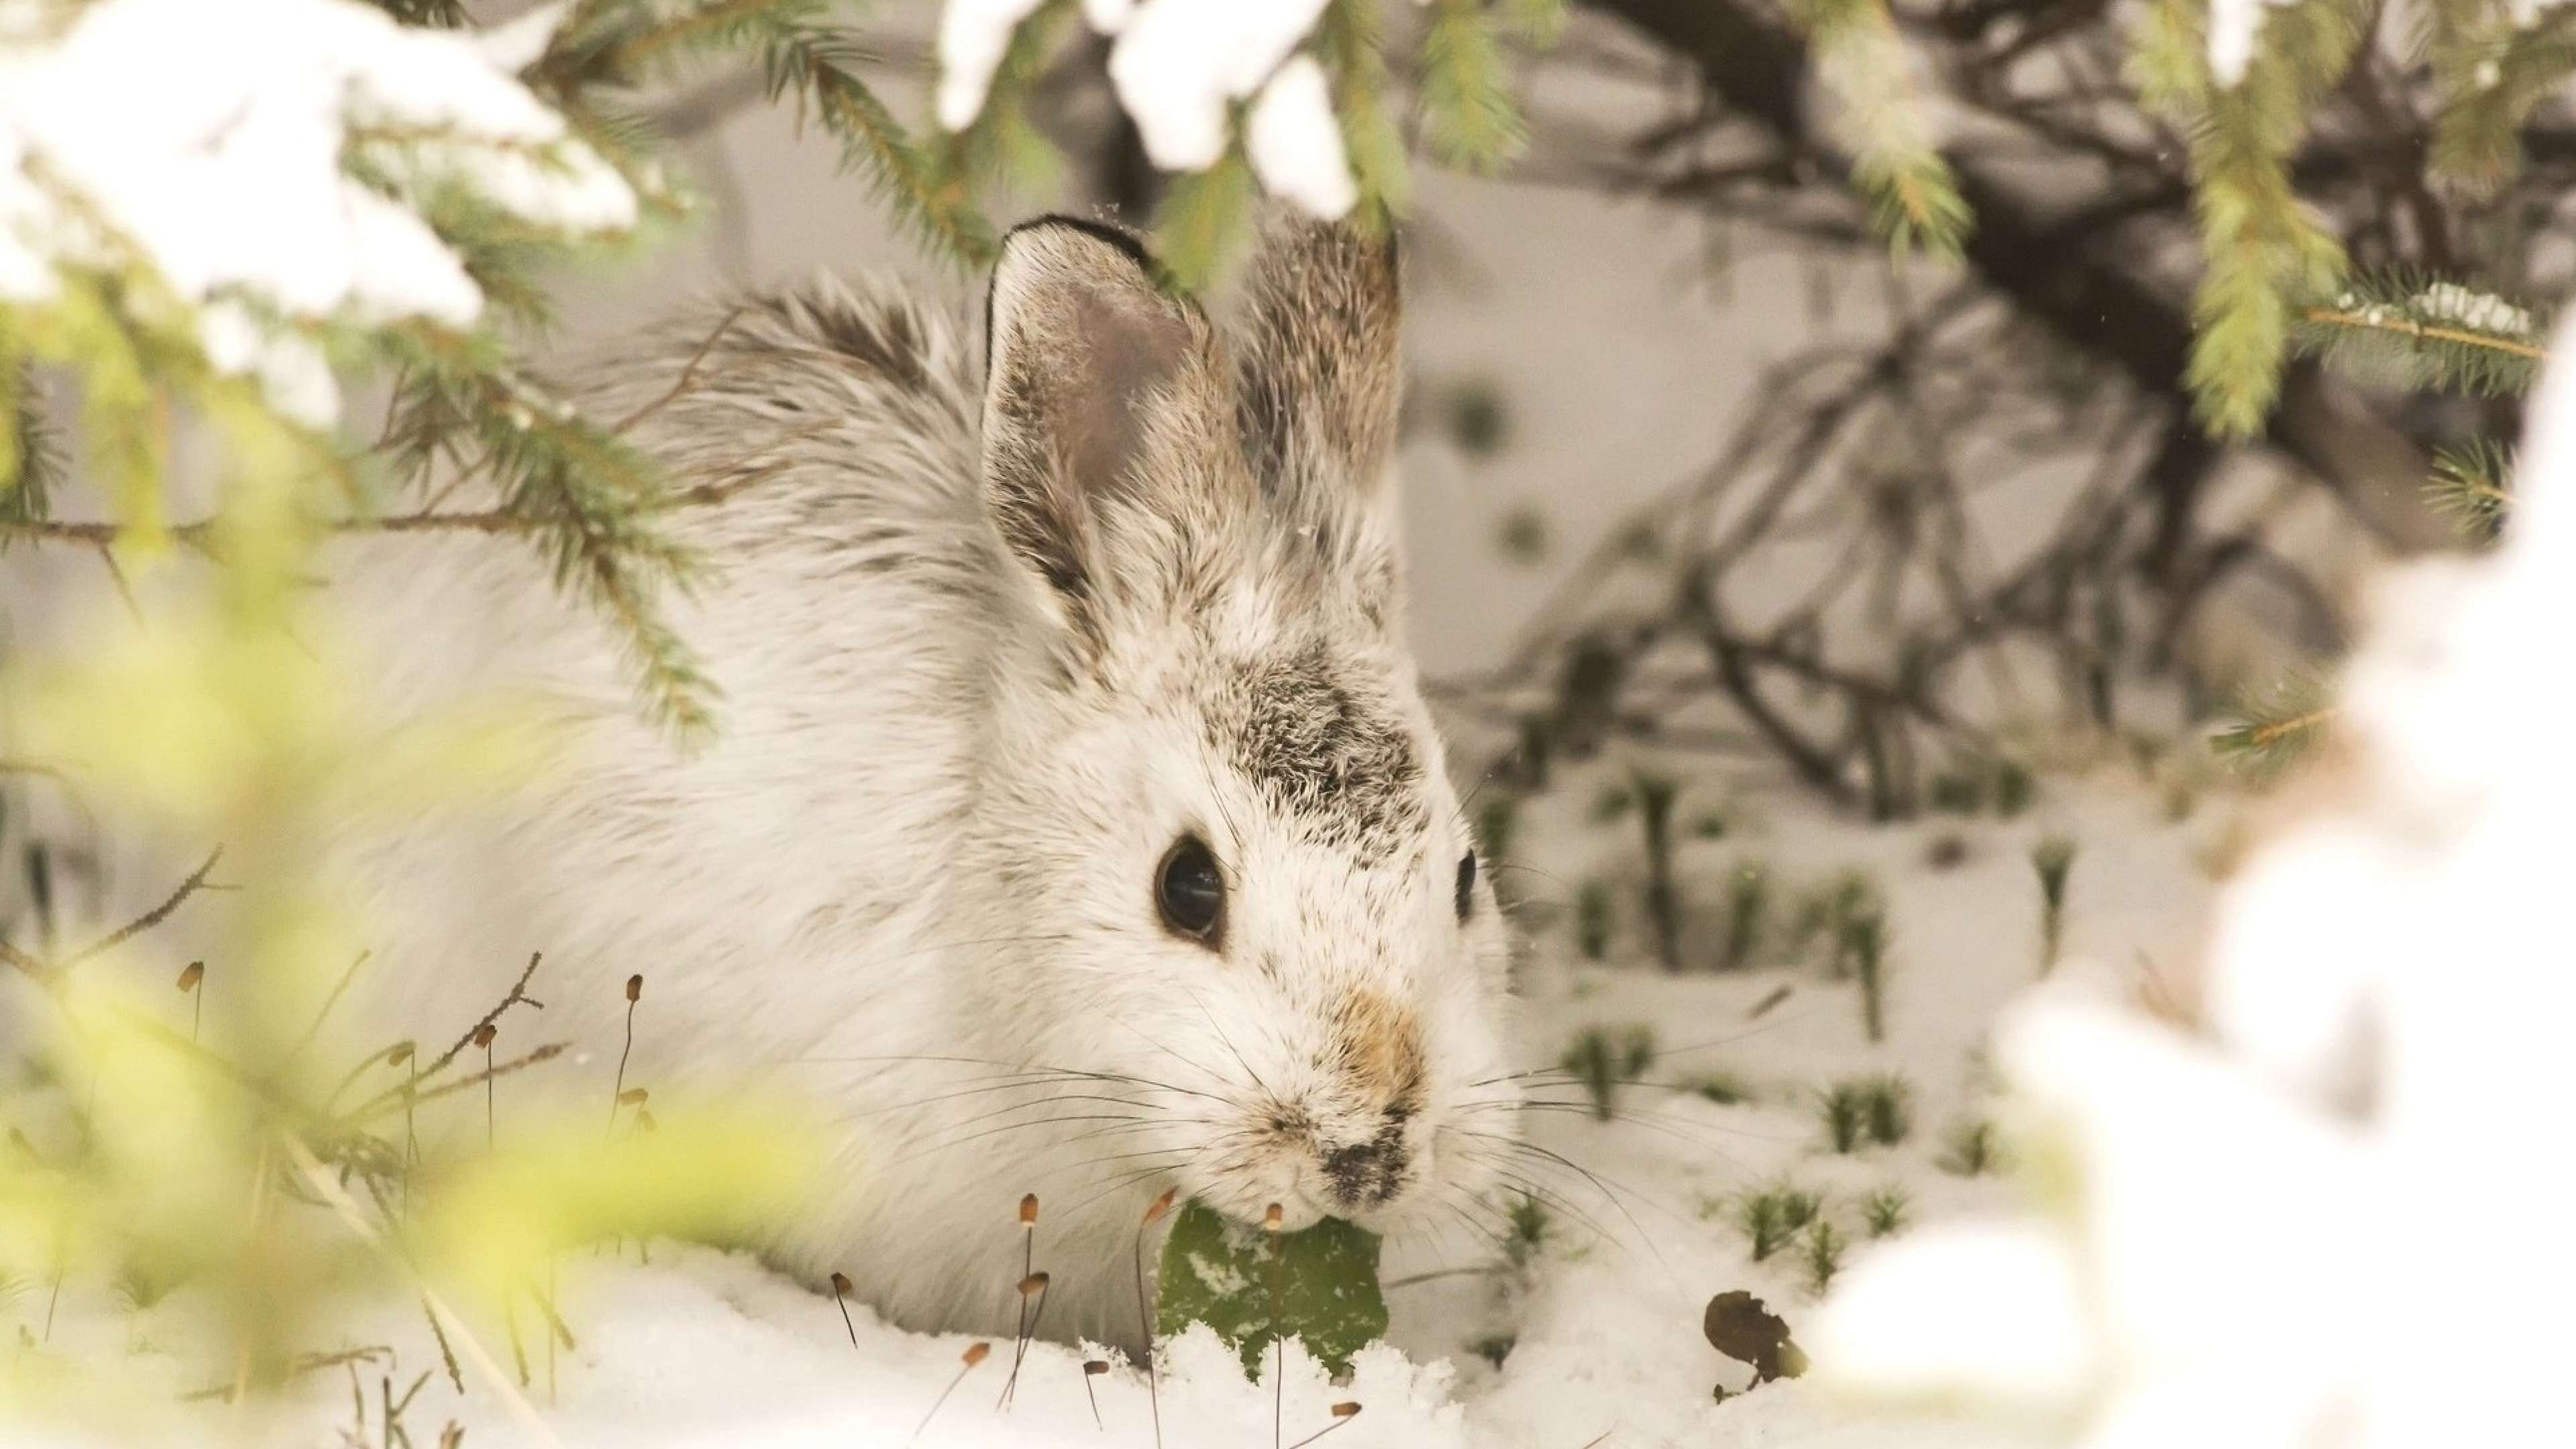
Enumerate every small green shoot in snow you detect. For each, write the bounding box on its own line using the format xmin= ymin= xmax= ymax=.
xmin=1937 ymin=1119 xmax=2006 ymax=1177
xmin=1801 ymin=1220 xmax=1847 ymax=1295
xmin=1560 ymin=1025 xmax=1656 ymax=1121
xmin=1820 ymin=1081 xmax=1869 ymax=1154
xmin=1574 ymin=878 xmax=1613 ymax=961
xmin=1846 ymin=907 xmax=1890 ymax=1042
xmin=1860 ymin=1073 xmax=1911 ymax=1146
xmin=1733 ymin=1184 xmax=1821 ymax=1263
xmin=1861 ymin=1185 xmax=1909 ymax=1238
xmin=2031 ymin=835 xmax=2077 ymax=975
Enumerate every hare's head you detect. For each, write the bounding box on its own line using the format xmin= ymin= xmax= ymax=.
xmin=959 ymin=215 xmax=1513 ymax=1235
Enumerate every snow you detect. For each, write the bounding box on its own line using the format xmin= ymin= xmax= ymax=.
xmin=0 ymin=0 xmax=633 ymax=425
xmin=1810 ymin=1221 xmax=2091 ymax=1415
xmin=936 ymin=0 xmax=1354 ymax=217
xmin=1808 ymin=313 xmax=2576 ymax=1443
xmin=2412 ymin=281 xmax=2534 ymax=338
xmin=932 ymin=0 xmax=1053 ymax=133
xmin=1103 ymin=0 xmax=1332 ymax=174
xmin=1246 ymin=57 xmax=1358 ymax=219
xmin=2207 ymin=0 xmax=2290 ymax=86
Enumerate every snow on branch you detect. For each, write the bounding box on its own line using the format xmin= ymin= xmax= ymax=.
xmin=0 ymin=0 xmax=634 ymax=427
xmin=940 ymin=0 xmax=1353 ymax=223
xmin=2296 ymin=272 xmax=2547 ymax=400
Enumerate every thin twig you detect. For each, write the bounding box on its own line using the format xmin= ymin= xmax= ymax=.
xmin=45 ymin=845 xmax=228 ymax=978
xmin=419 ymin=953 xmax=546 ymax=1081
xmin=351 ymin=1043 xmax=567 ymax=1123
xmin=2300 ymin=305 xmax=2547 ymax=360
xmin=608 ymin=305 xmax=749 ymax=435
xmin=181 ymin=1346 xmax=394 ymax=1403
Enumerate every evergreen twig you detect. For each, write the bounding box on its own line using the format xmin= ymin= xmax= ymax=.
xmin=2210 ymin=669 xmax=2338 ymax=779
xmin=2428 ymin=438 xmax=2514 ymax=541
xmin=2294 ymin=270 xmax=2546 ymax=398
xmin=1780 ymin=0 xmax=1971 ymax=259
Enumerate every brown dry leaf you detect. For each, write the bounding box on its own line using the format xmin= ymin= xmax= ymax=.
xmin=1704 ymin=1289 xmax=1808 ymax=1384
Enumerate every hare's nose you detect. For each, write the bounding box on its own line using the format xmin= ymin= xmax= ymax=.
xmin=1320 ymin=1106 xmax=1411 ymax=1210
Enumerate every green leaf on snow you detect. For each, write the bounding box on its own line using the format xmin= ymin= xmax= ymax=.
xmin=1155 ymin=1199 xmax=1388 ymax=1377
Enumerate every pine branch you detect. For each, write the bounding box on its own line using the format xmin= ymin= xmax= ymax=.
xmin=1779 ymin=0 xmax=1970 ymax=260
xmin=597 ymin=0 xmax=808 ymax=78
xmin=2430 ymin=4 xmax=2576 ymax=197
xmin=762 ymin=24 xmax=1000 ymax=267
xmin=362 ymin=327 xmax=723 ymax=738
xmin=930 ymin=0 xmax=1074 ymax=216
xmin=1421 ymin=0 xmax=1530 ymax=175
xmin=1319 ymin=0 xmax=1412 ymax=222
xmin=2427 ymin=437 xmax=2513 ymax=541
xmin=2210 ymin=669 xmax=2338 ymax=777
xmin=2294 ymin=270 xmax=2546 ymax=398
xmin=464 ymin=370 xmax=719 ymax=741
xmin=2 ymin=358 xmax=64 ymax=521
xmin=2135 ymin=0 xmax=2364 ymax=438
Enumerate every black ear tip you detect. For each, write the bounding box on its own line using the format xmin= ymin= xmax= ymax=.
xmin=996 ymin=214 xmax=1161 ymax=276
xmin=984 ymin=215 xmax=1177 ymax=366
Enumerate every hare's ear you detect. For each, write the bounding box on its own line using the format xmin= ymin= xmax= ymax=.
xmin=981 ymin=217 xmax=1234 ymax=628
xmin=1234 ymin=215 xmax=1405 ymax=614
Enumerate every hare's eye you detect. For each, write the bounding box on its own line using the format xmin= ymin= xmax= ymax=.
xmin=1156 ymin=836 xmax=1226 ymax=945
xmin=1454 ymin=850 xmax=1477 ymax=922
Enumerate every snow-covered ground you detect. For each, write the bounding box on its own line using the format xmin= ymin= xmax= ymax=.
xmin=25 ymin=753 xmax=2231 ymax=1449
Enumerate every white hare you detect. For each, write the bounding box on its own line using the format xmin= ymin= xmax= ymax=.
xmin=301 ymin=214 xmax=1521 ymax=1348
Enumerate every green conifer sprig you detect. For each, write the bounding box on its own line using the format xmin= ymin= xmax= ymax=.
xmin=2292 ymin=270 xmax=2546 ymax=398
xmin=2135 ymin=0 xmax=2365 ymax=439
xmin=1 ymin=1 xmax=757 ymax=732
xmin=2 ymin=267 xmax=221 ymax=545
xmin=2427 ymin=2 xmax=2576 ymax=197
xmin=762 ymin=24 xmax=1002 ymax=267
xmin=1421 ymin=0 xmax=1529 ymax=176
xmin=1155 ymin=147 xmax=1259 ymax=294
xmin=1498 ymin=0 xmax=1569 ymax=48
xmin=1 ymin=360 xmax=62 ymax=514
xmin=511 ymin=0 xmax=1002 ymax=269
xmin=1318 ymin=0 xmax=1411 ymax=226
xmin=581 ymin=0 xmax=810 ymax=80
xmin=1780 ymin=0 xmax=1971 ymax=261
xmin=2210 ymin=668 xmax=2338 ymax=777
xmin=370 ymin=329 xmax=718 ymax=739
xmin=934 ymin=0 xmax=1075 ymax=207
xmin=937 ymin=0 xmax=1555 ymax=286
xmin=2428 ymin=437 xmax=2514 ymax=541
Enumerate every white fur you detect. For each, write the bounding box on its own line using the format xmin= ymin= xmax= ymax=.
xmin=290 ymin=229 xmax=1520 ymax=1348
